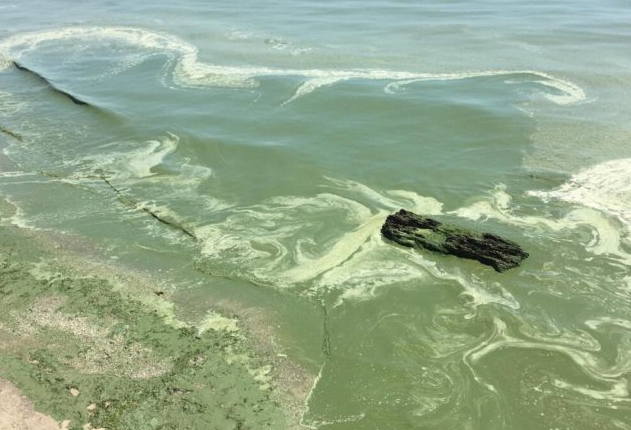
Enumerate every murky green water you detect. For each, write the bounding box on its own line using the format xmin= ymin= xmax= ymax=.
xmin=1 ymin=1 xmax=631 ymax=428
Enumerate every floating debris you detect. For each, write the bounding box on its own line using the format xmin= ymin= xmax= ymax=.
xmin=382 ymin=209 xmax=528 ymax=272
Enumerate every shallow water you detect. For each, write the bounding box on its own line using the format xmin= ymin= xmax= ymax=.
xmin=1 ymin=1 xmax=631 ymax=428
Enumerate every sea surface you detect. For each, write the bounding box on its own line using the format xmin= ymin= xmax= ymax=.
xmin=1 ymin=0 xmax=631 ymax=429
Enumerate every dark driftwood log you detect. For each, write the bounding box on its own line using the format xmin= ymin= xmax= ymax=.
xmin=381 ymin=209 xmax=528 ymax=272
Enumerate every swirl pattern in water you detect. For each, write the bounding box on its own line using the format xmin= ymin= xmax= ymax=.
xmin=0 ymin=9 xmax=630 ymax=430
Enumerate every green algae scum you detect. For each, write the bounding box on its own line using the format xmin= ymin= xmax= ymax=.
xmin=0 ymin=212 xmax=290 ymax=429
xmin=2 ymin=1 xmax=631 ymax=429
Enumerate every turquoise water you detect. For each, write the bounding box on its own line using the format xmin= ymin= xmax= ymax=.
xmin=1 ymin=1 xmax=631 ymax=428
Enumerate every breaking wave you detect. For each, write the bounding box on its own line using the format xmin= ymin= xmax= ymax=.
xmin=0 ymin=26 xmax=586 ymax=104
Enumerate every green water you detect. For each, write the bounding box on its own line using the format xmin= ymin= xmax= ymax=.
xmin=1 ymin=1 xmax=631 ymax=429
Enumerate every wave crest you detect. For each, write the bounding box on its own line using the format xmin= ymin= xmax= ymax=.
xmin=0 ymin=26 xmax=586 ymax=104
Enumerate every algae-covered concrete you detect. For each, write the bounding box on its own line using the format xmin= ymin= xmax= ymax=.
xmin=0 ymin=204 xmax=293 ymax=429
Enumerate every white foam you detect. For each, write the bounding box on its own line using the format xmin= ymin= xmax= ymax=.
xmin=226 ymin=30 xmax=253 ymax=41
xmin=455 ymin=183 xmax=631 ymax=264
xmin=300 ymin=362 xmax=326 ymax=430
xmin=0 ymin=171 xmax=34 ymax=178
xmin=324 ymin=177 xmax=443 ymax=215
xmin=125 ymin=133 xmax=179 ymax=178
xmin=55 ymin=133 xmax=224 ymax=236
xmin=585 ymin=317 xmax=631 ymax=331
xmin=1 ymin=196 xmax=40 ymax=230
xmin=531 ymin=158 xmax=631 ymax=236
xmin=279 ymin=68 xmax=586 ymax=105
xmin=553 ymin=378 xmax=630 ymax=402
xmin=75 ymin=133 xmax=215 ymax=192
xmin=0 ymin=89 xmax=28 ymax=116
xmin=0 ymin=55 xmax=11 ymax=72
xmin=283 ymin=77 xmax=348 ymax=105
xmin=73 ymin=133 xmax=179 ymax=180
xmin=0 ymin=26 xmax=586 ymax=105
xmin=532 ymin=75 xmax=587 ymax=105
xmin=384 ymin=70 xmax=586 ymax=105
xmin=0 ymin=27 xmax=194 ymax=65
xmin=526 ymin=160 xmax=631 ymax=279
xmin=452 ymin=184 xmax=564 ymax=230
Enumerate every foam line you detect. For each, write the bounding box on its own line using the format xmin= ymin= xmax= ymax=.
xmin=553 ymin=379 xmax=630 ymax=402
xmin=0 ymin=26 xmax=586 ymax=105
xmin=299 ymin=362 xmax=326 ymax=430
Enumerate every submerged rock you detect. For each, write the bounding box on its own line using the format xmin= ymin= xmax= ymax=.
xmin=0 ymin=124 xmax=23 ymax=141
xmin=381 ymin=209 xmax=528 ymax=272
